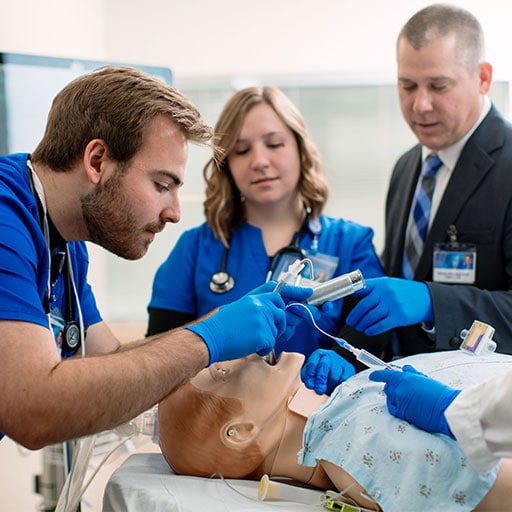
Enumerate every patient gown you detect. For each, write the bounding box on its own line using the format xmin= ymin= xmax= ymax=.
xmin=299 ymin=350 xmax=512 ymax=511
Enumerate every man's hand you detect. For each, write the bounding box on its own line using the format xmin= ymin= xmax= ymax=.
xmin=346 ymin=277 xmax=434 ymax=335
xmin=186 ymin=282 xmax=313 ymax=365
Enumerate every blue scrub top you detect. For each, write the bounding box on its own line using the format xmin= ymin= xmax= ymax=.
xmin=0 ymin=153 xmax=103 ymax=442
xmin=0 ymin=154 xmax=102 ymax=338
xmin=149 ymin=216 xmax=385 ymax=358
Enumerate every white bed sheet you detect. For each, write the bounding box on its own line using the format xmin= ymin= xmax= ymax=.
xmin=102 ymin=453 xmax=325 ymax=511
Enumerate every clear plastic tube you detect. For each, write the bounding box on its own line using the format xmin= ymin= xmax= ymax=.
xmin=353 ymin=347 xmax=394 ymax=369
xmin=264 ymin=260 xmax=312 ymax=365
xmin=332 ymin=337 xmax=393 ymax=369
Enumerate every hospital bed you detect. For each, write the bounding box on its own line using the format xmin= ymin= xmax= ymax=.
xmin=103 ymin=452 xmax=324 ymax=511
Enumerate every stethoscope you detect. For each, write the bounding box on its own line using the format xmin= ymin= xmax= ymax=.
xmin=210 ymin=210 xmax=312 ymax=294
xmin=28 ymin=159 xmax=84 ymax=358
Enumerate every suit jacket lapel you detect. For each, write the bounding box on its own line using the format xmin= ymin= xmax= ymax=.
xmin=387 ymin=148 xmax=422 ymax=276
xmin=415 ymin=107 xmax=503 ymax=278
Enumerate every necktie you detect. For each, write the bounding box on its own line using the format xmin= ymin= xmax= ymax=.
xmin=402 ymin=154 xmax=443 ymax=279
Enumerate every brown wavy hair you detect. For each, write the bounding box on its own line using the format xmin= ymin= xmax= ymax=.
xmin=32 ymin=66 xmax=212 ymax=172
xmin=203 ymin=86 xmax=329 ymax=247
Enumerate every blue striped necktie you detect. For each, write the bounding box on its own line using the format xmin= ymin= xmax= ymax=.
xmin=402 ymin=154 xmax=443 ymax=279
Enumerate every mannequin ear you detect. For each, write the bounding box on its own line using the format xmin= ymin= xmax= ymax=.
xmin=222 ymin=421 xmax=258 ymax=448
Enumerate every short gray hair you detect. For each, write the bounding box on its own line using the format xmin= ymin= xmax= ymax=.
xmin=398 ymin=4 xmax=485 ymax=69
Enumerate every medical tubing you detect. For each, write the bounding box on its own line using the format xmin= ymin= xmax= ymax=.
xmin=307 ymin=269 xmax=365 ymax=306
xmin=286 ymin=302 xmax=393 ymax=370
xmin=263 ymin=259 xmax=314 ymax=365
xmin=55 ymin=435 xmax=97 ymax=512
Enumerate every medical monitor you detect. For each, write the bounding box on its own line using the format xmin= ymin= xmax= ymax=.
xmin=0 ymin=52 xmax=173 ymax=154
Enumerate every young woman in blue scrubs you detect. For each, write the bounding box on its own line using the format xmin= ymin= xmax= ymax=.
xmin=147 ymin=86 xmax=386 ymax=390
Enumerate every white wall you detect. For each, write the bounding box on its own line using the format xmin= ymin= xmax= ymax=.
xmin=102 ymin=0 xmax=512 ymax=81
xmin=1 ymin=1 xmax=512 ymax=510
xmin=3 ymin=1 xmax=512 ymax=81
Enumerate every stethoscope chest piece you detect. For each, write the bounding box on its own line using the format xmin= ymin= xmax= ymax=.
xmin=210 ymin=271 xmax=235 ymax=294
xmin=62 ymin=321 xmax=81 ymax=354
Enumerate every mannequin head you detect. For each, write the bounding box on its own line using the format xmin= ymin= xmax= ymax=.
xmin=158 ymin=352 xmax=309 ymax=479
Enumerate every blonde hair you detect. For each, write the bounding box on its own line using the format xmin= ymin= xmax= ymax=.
xmin=32 ymin=66 xmax=212 ymax=171
xmin=203 ymin=86 xmax=329 ymax=247
xmin=158 ymin=382 xmax=265 ymax=479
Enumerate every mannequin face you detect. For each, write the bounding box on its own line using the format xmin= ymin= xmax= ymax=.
xmin=195 ymin=352 xmax=304 ymax=396
xmin=192 ymin=352 xmax=305 ymax=430
xmin=158 ymin=352 xmax=307 ymax=478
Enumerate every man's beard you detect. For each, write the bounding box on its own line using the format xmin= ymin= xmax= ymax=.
xmin=81 ymin=171 xmax=159 ymax=260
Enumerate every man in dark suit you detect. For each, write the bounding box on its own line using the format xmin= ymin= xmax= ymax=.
xmin=346 ymin=4 xmax=512 ymax=356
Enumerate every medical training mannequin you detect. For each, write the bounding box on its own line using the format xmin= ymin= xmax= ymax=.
xmin=148 ymin=86 xmax=387 ymax=394
xmin=158 ymin=352 xmax=512 ymax=511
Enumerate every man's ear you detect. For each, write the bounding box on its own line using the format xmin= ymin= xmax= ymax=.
xmin=222 ymin=421 xmax=258 ymax=448
xmin=82 ymin=139 xmax=110 ymax=185
xmin=478 ymin=62 xmax=493 ymax=95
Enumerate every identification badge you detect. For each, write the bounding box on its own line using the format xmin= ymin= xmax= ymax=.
xmin=433 ymin=243 xmax=476 ymax=283
xmin=433 ymin=225 xmax=476 ymax=284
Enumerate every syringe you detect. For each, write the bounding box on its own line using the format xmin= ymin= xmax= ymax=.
xmin=333 ymin=336 xmax=394 ymax=370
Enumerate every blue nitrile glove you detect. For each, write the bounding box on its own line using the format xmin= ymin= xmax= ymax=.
xmin=285 ymin=299 xmax=334 ymax=336
xmin=266 ymin=281 xmax=314 ymax=342
xmin=345 ymin=277 xmax=434 ymax=335
xmin=186 ymin=282 xmax=312 ymax=365
xmin=369 ymin=365 xmax=461 ymax=437
xmin=301 ymin=348 xmax=356 ymax=395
